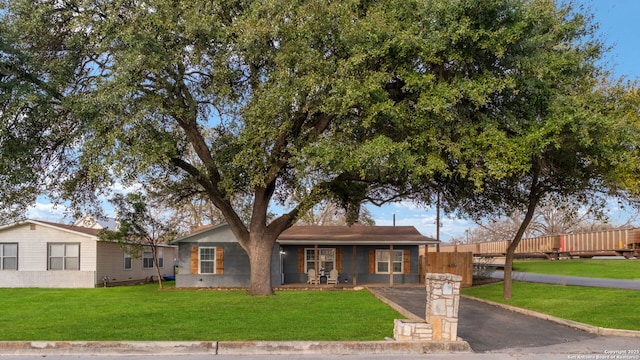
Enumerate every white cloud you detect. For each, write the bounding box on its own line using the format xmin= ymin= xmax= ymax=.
xmin=26 ymin=201 xmax=72 ymax=223
xmin=109 ymin=182 xmax=143 ymax=194
xmin=603 ymin=198 xmax=639 ymax=227
xmin=394 ymin=200 xmax=420 ymax=211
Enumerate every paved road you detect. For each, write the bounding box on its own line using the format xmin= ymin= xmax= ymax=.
xmin=2 ymin=354 xmax=635 ymax=360
xmin=370 ymin=287 xmax=640 ymax=353
xmin=491 ymin=271 xmax=640 ymax=290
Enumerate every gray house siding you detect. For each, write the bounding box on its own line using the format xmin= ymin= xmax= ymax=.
xmin=176 ymin=242 xmax=250 ymax=287
xmin=176 ymin=240 xmax=280 ymax=288
xmin=174 ymin=224 xmax=430 ymax=288
xmin=95 ymin=242 xmax=177 ymax=286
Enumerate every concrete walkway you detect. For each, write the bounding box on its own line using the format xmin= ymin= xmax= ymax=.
xmin=490 ymin=271 xmax=640 ymax=290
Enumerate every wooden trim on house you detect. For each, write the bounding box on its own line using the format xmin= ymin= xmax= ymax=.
xmin=368 ymin=249 xmax=375 ymax=274
xmin=404 ymin=249 xmax=411 ymax=274
xmin=190 ymin=246 xmax=198 ymax=274
xmin=297 ymin=248 xmax=304 ymax=273
xmin=215 ymin=247 xmax=224 ymax=274
xmin=336 ymin=248 xmax=343 ymax=272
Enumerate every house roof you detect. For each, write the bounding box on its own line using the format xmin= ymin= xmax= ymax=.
xmin=35 ymin=220 xmax=103 ymax=236
xmin=0 ymin=220 xmax=176 ymax=247
xmin=0 ymin=219 xmax=101 ymax=238
xmin=73 ymin=214 xmax=119 ymax=230
xmin=173 ymin=223 xmax=438 ymax=245
xmin=278 ymin=225 xmax=437 ymax=245
xmin=172 ymin=223 xmax=225 ymax=243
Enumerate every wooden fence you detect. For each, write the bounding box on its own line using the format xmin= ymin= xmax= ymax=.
xmin=422 ymin=251 xmax=473 ymax=288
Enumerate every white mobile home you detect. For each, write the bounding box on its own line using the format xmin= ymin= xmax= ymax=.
xmin=0 ymin=220 xmax=176 ymax=288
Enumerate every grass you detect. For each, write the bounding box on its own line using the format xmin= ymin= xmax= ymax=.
xmin=462 ymin=281 xmax=640 ymax=331
xmin=0 ymin=283 xmax=403 ymax=341
xmin=512 ymin=259 xmax=640 ymax=280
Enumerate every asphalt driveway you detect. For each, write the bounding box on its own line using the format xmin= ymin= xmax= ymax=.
xmin=370 ymin=287 xmax=598 ymax=352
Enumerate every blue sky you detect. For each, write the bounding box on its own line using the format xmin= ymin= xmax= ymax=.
xmin=28 ymin=1 xmax=640 ymax=240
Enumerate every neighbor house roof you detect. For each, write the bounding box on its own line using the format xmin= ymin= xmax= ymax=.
xmin=73 ymin=214 xmax=119 ymax=230
xmin=277 ymin=225 xmax=438 ymax=245
xmin=0 ymin=220 xmax=175 ymax=247
xmin=35 ymin=220 xmax=103 ymax=237
xmin=0 ymin=220 xmax=100 ymax=238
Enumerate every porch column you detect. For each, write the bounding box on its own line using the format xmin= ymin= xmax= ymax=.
xmin=389 ymin=244 xmax=394 ymax=286
xmin=352 ymin=245 xmax=357 ymax=285
xmin=423 ymin=243 xmax=429 ymax=284
xmin=314 ymin=244 xmax=319 ymax=284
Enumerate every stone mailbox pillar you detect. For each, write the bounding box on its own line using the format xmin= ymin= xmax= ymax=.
xmin=425 ymin=273 xmax=462 ymax=341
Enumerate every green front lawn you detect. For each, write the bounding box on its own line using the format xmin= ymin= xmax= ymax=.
xmin=0 ymin=284 xmax=402 ymax=341
xmin=462 ymin=281 xmax=640 ymax=330
xmin=512 ymin=259 xmax=640 ymax=280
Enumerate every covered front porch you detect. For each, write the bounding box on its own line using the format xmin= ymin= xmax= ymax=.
xmin=276 ymin=225 xmax=439 ymax=286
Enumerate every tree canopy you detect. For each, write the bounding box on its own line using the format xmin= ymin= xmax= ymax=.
xmin=1 ymin=0 xmax=638 ymax=295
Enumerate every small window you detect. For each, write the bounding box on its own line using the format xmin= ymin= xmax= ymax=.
xmin=0 ymin=243 xmax=18 ymax=270
xmin=157 ymin=247 xmax=164 ymax=268
xmin=48 ymin=243 xmax=80 ymax=270
xmin=375 ymin=249 xmax=403 ymax=274
xmin=199 ymin=247 xmax=216 ymax=274
xmin=305 ymin=248 xmax=315 ymax=273
xmin=143 ymin=249 xmax=153 ymax=269
xmin=124 ymin=252 xmax=132 ymax=270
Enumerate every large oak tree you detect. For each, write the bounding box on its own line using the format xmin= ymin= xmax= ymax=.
xmin=2 ymin=0 xmax=637 ymax=295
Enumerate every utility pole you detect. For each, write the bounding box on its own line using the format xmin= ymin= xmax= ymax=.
xmin=436 ymin=192 xmax=441 ymax=252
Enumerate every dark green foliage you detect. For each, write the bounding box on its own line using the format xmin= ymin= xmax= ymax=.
xmin=1 ymin=0 xmax=637 ymax=294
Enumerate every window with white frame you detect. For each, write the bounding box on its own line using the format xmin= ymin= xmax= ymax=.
xmin=48 ymin=243 xmax=80 ymax=270
xmin=0 ymin=243 xmax=18 ymax=270
xmin=375 ymin=249 xmax=403 ymax=274
xmin=124 ymin=252 xmax=132 ymax=270
xmin=143 ymin=249 xmax=153 ymax=268
xmin=304 ymin=248 xmax=335 ymax=273
xmin=199 ymin=247 xmax=216 ymax=274
xmin=157 ymin=247 xmax=164 ymax=268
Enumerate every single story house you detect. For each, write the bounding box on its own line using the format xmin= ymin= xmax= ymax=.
xmin=173 ymin=223 xmax=438 ymax=288
xmin=0 ymin=219 xmax=177 ymax=288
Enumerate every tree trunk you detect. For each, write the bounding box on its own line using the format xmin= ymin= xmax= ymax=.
xmin=503 ymin=195 xmax=541 ymax=300
xmin=503 ymin=203 xmax=539 ymax=299
xmin=152 ymin=245 xmax=164 ymax=290
xmin=246 ymin=235 xmax=278 ymax=296
xmin=217 ymin=185 xmax=297 ymax=296
xmin=502 ymin=243 xmax=516 ymax=300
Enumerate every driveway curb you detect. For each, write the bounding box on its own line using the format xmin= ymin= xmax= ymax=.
xmin=367 ymin=286 xmax=424 ymax=321
xmin=0 ymin=340 xmax=473 ymax=355
xmin=461 ymin=295 xmax=640 ymax=338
